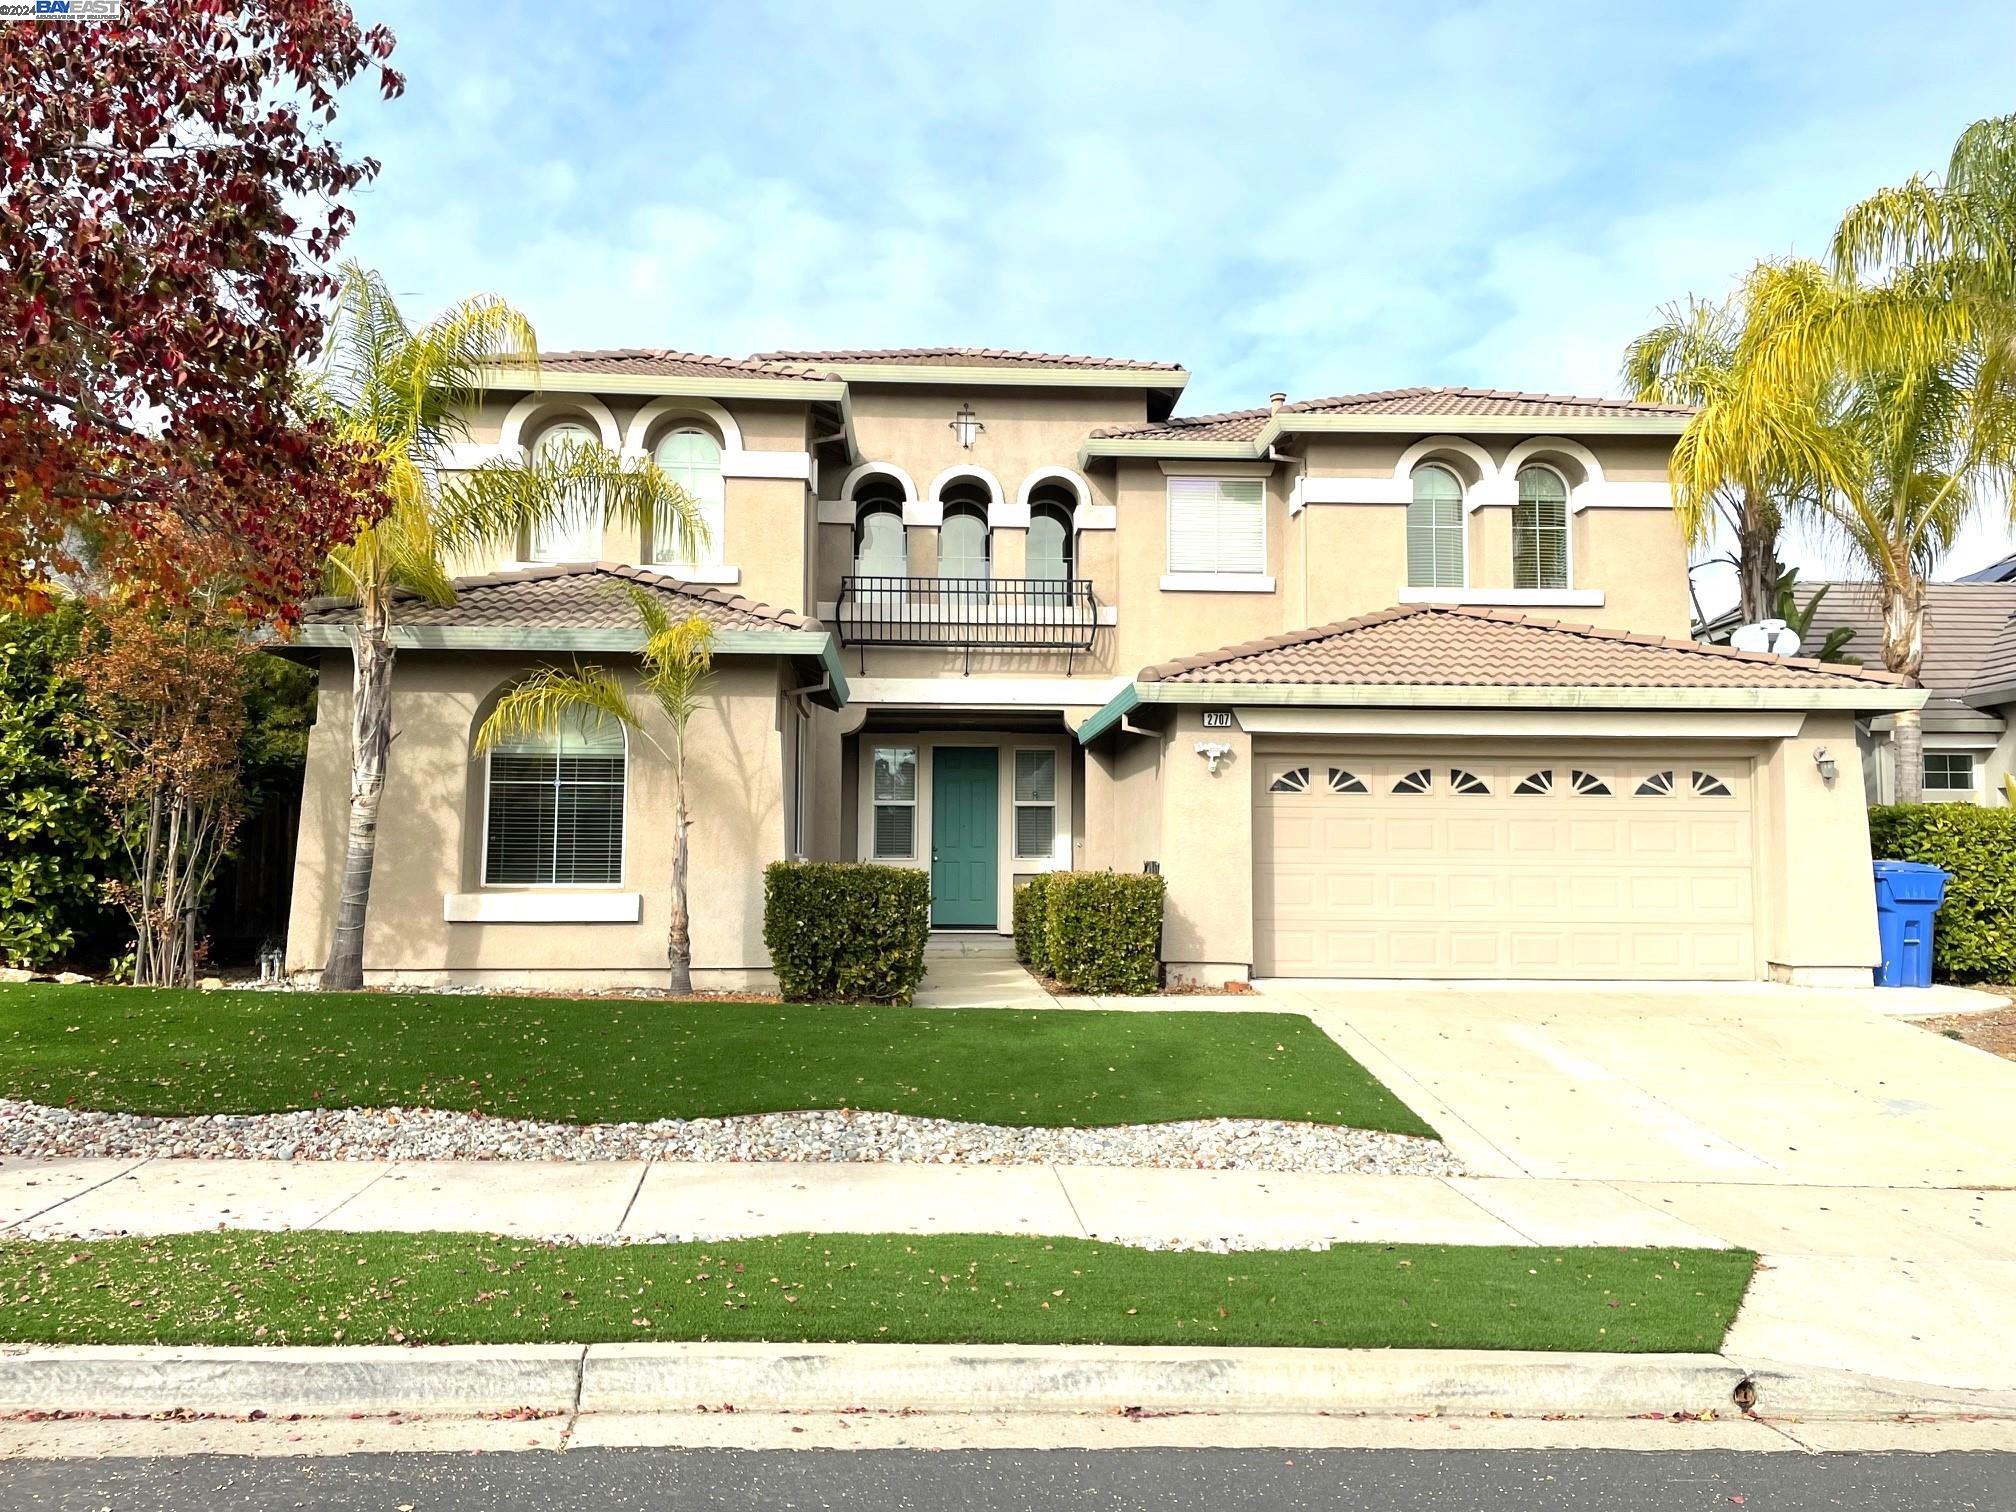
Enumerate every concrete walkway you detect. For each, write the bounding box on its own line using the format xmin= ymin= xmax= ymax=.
xmin=912 ymin=934 xmax=1055 ymax=1008
xmin=8 ymin=1156 xmax=2016 ymax=1392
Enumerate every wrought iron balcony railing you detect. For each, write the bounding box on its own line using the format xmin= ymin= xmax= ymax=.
xmin=835 ymin=575 xmax=1099 ymax=664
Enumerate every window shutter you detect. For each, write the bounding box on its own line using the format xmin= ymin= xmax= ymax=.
xmin=1167 ymin=478 xmax=1265 ymax=575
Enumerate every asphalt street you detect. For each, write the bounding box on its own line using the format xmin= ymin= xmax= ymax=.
xmin=2 ymin=1449 xmax=2013 ymax=1511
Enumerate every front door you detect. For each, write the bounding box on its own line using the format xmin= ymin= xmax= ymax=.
xmin=931 ymin=747 xmax=999 ymax=928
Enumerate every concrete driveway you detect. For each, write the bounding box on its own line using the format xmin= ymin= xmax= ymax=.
xmin=1266 ymin=982 xmax=2016 ymax=1188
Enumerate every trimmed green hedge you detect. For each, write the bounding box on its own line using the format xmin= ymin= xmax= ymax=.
xmin=1012 ymin=873 xmax=1052 ymax=977
xmin=1868 ymin=804 xmax=2016 ymax=982
xmin=762 ymin=862 xmax=931 ymax=1003
xmin=1037 ymin=870 xmax=1166 ymax=995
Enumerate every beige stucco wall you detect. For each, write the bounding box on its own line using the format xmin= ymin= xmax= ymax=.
xmin=1154 ymin=708 xmax=1254 ymax=986
xmin=1754 ymin=712 xmax=1881 ymax=984
xmin=285 ymin=651 xmax=794 ymax=989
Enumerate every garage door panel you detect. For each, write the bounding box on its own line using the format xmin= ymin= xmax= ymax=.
xmin=1254 ymin=749 xmax=1756 ymax=980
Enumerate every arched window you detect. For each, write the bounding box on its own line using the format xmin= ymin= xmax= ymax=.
xmin=1407 ymin=465 xmax=1465 ymax=588
xmin=938 ymin=483 xmax=991 ymax=582
xmin=1514 ymin=466 xmax=1569 ymax=590
xmin=483 ymin=706 xmax=625 ymax=886
xmin=852 ymin=490 xmax=908 ymax=579
xmin=651 ymin=427 xmax=724 ymax=567
xmin=1026 ymin=489 xmax=1076 ymax=584
xmin=528 ymin=421 xmax=605 ymax=562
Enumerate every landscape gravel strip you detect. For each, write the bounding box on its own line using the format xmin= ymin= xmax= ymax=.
xmin=0 ymin=1099 xmax=1461 ymax=1176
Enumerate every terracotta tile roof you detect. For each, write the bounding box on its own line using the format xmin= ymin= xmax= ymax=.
xmin=302 ymin=564 xmax=822 ymax=633
xmin=749 ymin=347 xmax=1185 ymax=372
xmin=1790 ymin=581 xmax=2016 ymax=707
xmin=1091 ymin=386 xmax=1695 ymax=441
xmin=1138 ymin=605 xmax=1909 ymax=690
xmin=494 ymin=349 xmax=831 ymax=382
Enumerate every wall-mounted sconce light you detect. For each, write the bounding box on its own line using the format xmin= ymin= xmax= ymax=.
xmin=949 ymin=403 xmax=984 ymax=449
xmin=1196 ymin=741 xmax=1234 ymax=775
xmin=1813 ymin=746 xmax=1838 ymax=786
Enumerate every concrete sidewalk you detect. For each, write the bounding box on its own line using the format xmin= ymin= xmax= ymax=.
xmin=7 ymin=1156 xmax=2016 ymax=1393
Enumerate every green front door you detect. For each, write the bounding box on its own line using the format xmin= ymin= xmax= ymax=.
xmin=931 ymin=747 xmax=999 ymax=928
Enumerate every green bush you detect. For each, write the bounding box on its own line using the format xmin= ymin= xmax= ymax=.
xmin=762 ymin=862 xmax=931 ymax=1003
xmin=1042 ymin=871 xmax=1165 ymax=995
xmin=1868 ymin=804 xmax=2016 ymax=981
xmin=0 ymin=605 xmax=115 ymax=968
xmin=1012 ymin=874 xmax=1052 ymax=977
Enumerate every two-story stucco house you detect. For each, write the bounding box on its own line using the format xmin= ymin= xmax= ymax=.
xmin=284 ymin=348 xmax=1926 ymax=991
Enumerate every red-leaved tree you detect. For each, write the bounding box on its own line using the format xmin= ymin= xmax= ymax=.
xmin=0 ymin=1 xmax=403 ymax=621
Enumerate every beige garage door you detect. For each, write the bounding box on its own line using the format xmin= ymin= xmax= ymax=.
xmin=1254 ymin=751 xmax=1756 ymax=980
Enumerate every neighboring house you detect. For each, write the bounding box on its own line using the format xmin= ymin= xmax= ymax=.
xmin=285 ymin=350 xmax=1924 ymax=991
xmin=1756 ymin=579 xmax=2016 ymax=806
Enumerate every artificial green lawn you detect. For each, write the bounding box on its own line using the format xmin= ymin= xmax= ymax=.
xmin=0 ymin=984 xmax=1431 ymax=1134
xmin=0 ymin=1233 xmax=1754 ymax=1352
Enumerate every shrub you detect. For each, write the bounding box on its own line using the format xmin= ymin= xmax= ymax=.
xmin=1012 ymin=874 xmax=1052 ymax=977
xmin=0 ymin=604 xmax=115 ymax=968
xmin=1042 ymin=870 xmax=1165 ymax=995
xmin=763 ymin=861 xmax=931 ymax=1003
xmin=1868 ymin=804 xmax=2016 ymax=981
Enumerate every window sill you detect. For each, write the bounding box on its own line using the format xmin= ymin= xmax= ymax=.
xmin=1397 ymin=587 xmax=1604 ymax=608
xmin=444 ymin=892 xmax=641 ymax=923
xmin=1160 ymin=573 xmax=1276 ymax=594
xmin=644 ymin=563 xmax=740 ymax=585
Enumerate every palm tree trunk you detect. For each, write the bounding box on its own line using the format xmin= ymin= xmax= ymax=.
xmin=323 ymin=600 xmax=395 ymax=990
xmin=1881 ymin=576 xmax=1927 ymax=803
xmin=667 ymin=784 xmax=692 ymax=996
xmin=1736 ymin=491 xmax=1783 ymax=625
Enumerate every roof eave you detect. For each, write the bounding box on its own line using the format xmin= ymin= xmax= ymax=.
xmin=1078 ymin=678 xmax=1926 ymax=741
xmin=808 ymin=363 xmax=1187 ymax=391
xmin=1077 ymin=436 xmax=1260 ymax=466
xmin=1254 ymin=411 xmax=1692 ymax=448
xmin=290 ymin=624 xmax=848 ymax=708
xmin=477 ymin=367 xmax=847 ymax=401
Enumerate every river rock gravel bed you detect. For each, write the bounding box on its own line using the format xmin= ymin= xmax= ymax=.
xmin=0 ymin=1099 xmax=1461 ymax=1176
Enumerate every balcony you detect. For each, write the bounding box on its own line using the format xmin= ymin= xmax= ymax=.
xmin=835 ymin=575 xmax=1100 ymax=669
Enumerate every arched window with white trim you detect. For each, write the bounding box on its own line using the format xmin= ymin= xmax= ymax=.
xmin=1026 ymin=485 xmax=1076 ymax=584
xmin=1407 ymin=464 xmax=1465 ymax=588
xmin=528 ymin=421 xmax=605 ymax=562
xmin=852 ymin=483 xmax=908 ymax=579
xmin=650 ymin=426 xmax=724 ymax=568
xmin=1513 ymin=466 xmax=1569 ymax=590
xmin=483 ymin=707 xmax=626 ymax=886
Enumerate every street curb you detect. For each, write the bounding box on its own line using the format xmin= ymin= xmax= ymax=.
xmin=0 ymin=1343 xmax=2008 ymax=1421
xmin=0 ymin=1344 xmax=585 ymax=1416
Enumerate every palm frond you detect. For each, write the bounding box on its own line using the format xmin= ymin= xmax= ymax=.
xmin=473 ymin=665 xmax=637 ymax=754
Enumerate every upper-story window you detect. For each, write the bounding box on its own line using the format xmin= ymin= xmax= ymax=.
xmin=938 ymin=480 xmax=991 ymax=581
xmin=528 ymin=421 xmax=604 ymax=562
xmin=1406 ymin=464 xmax=1465 ymax=588
xmin=650 ymin=426 xmax=724 ymax=568
xmin=1026 ymin=488 xmax=1076 ymax=583
xmin=1167 ymin=477 xmax=1265 ymax=577
xmin=1513 ymin=466 xmax=1569 ymax=590
xmin=853 ymin=480 xmax=908 ymax=579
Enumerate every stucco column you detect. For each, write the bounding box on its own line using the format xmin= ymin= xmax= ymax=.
xmin=1159 ymin=707 xmax=1254 ymax=987
xmin=1759 ymin=712 xmax=1881 ymax=986
xmin=991 ymin=527 xmax=1028 ymax=580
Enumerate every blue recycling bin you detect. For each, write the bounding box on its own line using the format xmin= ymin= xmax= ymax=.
xmin=1871 ymin=860 xmax=1950 ymax=988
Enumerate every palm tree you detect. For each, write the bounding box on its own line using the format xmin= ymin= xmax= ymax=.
xmin=312 ymin=265 xmax=704 ymax=990
xmin=1622 ymin=287 xmax=1818 ymax=624
xmin=475 ymin=590 xmax=714 ymax=993
xmin=1737 ymin=257 xmax=2016 ymax=801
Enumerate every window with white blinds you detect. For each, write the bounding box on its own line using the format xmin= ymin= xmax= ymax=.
xmin=1166 ymin=477 xmax=1266 ymax=576
xmin=1513 ymin=467 xmax=1569 ymax=590
xmin=1013 ymin=749 xmax=1057 ymax=860
xmin=1406 ymin=465 xmax=1465 ymax=588
xmin=482 ymin=710 xmax=626 ymax=886
xmin=871 ymin=746 xmax=918 ymax=859
xmin=650 ymin=427 xmax=725 ymax=566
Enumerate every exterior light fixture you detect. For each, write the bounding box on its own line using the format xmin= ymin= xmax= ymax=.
xmin=949 ymin=403 xmax=984 ymax=449
xmin=1813 ymin=746 xmax=1838 ymax=786
xmin=1196 ymin=741 xmax=1234 ymax=775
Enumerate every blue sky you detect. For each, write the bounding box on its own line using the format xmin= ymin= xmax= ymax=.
xmin=335 ymin=0 xmax=2016 ymax=600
